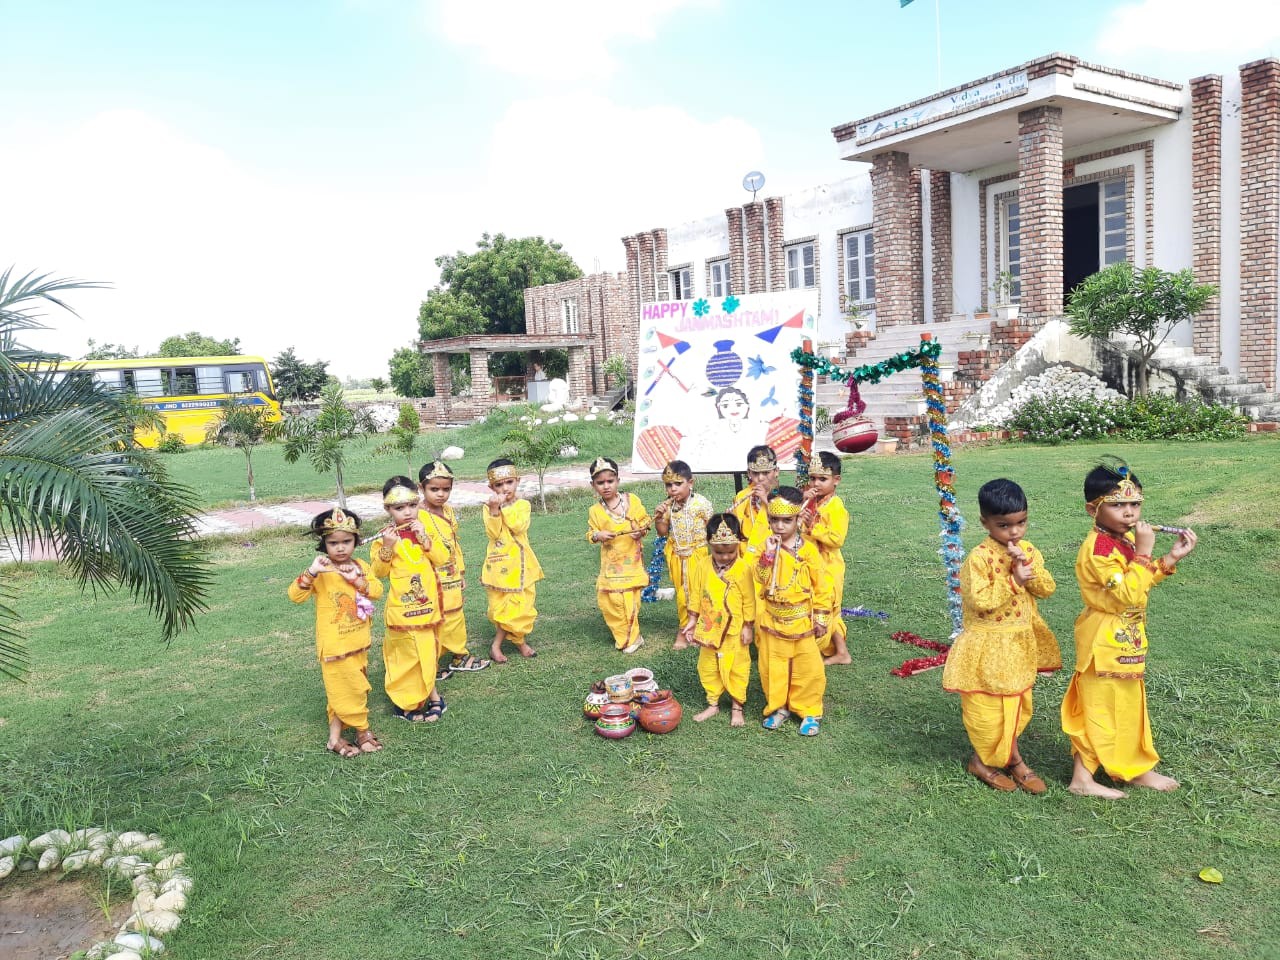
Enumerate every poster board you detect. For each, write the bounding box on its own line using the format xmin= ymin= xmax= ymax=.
xmin=631 ymin=291 xmax=818 ymax=474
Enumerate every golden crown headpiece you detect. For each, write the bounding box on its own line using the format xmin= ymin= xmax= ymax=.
xmin=423 ymin=461 xmax=454 ymax=482
xmin=487 ymin=464 xmax=519 ymax=484
xmin=807 ymin=456 xmax=833 ymax=478
xmin=707 ymin=518 xmax=741 ymax=545
xmin=382 ymin=486 xmax=419 ymax=507
xmin=590 ymin=457 xmax=616 ymax=478
xmin=1093 ymin=477 xmax=1144 ymax=505
xmin=321 ymin=509 xmax=359 ymax=535
xmin=661 ymin=464 xmax=686 ymax=484
xmin=748 ymin=449 xmax=777 ymax=473
xmin=767 ymin=496 xmax=804 ymax=518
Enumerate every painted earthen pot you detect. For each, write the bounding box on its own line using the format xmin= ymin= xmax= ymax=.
xmin=832 ymin=414 xmax=878 ymax=454
xmin=624 ymin=667 xmax=658 ymax=696
xmin=595 ymin=702 xmax=637 ymax=739
xmin=637 ymin=689 xmax=683 ymax=734
xmin=583 ymin=682 xmax=610 ymax=719
xmin=604 ymin=674 xmax=634 ymax=703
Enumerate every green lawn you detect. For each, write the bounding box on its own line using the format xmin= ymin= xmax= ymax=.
xmin=2 ymin=437 xmax=1277 ymax=959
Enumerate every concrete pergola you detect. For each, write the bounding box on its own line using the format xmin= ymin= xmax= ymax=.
xmin=418 ymin=333 xmax=594 ymax=418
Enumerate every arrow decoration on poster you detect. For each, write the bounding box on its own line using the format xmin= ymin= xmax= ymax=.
xmin=755 ymin=310 xmax=806 ymax=344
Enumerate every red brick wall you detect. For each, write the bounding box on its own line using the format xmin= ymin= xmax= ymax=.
xmin=765 ymin=197 xmax=786 ymax=292
xmin=725 ymin=207 xmax=746 ymax=296
xmin=1017 ymin=105 xmax=1065 ymax=320
xmin=744 ymin=201 xmax=766 ymax=294
xmin=637 ymin=233 xmax=656 ymax=305
xmin=1239 ymin=58 xmax=1280 ymax=389
xmin=930 ymin=169 xmax=953 ymax=320
xmin=1191 ymin=74 xmax=1223 ymax=361
xmin=523 ymin=272 xmax=632 ymax=388
xmin=870 ymin=151 xmax=921 ymax=327
xmin=653 ymin=228 xmax=670 ymax=301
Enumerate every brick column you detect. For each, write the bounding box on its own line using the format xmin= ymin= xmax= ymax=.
xmin=1240 ymin=58 xmax=1280 ymax=389
xmin=744 ymin=201 xmax=766 ymax=294
xmin=431 ymin=353 xmax=453 ymax=418
xmin=653 ymin=228 xmax=670 ymax=301
xmin=637 ymin=232 xmax=656 ymax=305
xmin=726 ymin=207 xmax=746 ymax=295
xmin=1017 ymin=105 xmax=1065 ymax=321
xmin=566 ymin=345 xmax=589 ymax=402
xmin=930 ymin=169 xmax=954 ymax=320
xmin=1191 ymin=75 xmax=1223 ymax=362
xmin=622 ymin=235 xmax=641 ymax=356
xmin=469 ymin=349 xmax=493 ymax=408
xmin=870 ymin=151 xmax=918 ymax=327
xmin=908 ymin=167 xmax=924 ymax=323
xmin=765 ymin=197 xmax=786 ymax=292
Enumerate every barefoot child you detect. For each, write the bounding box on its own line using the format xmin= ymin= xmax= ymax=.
xmin=652 ymin=460 xmax=713 ymax=650
xmin=587 ymin=456 xmax=651 ymax=654
xmin=288 ymin=508 xmax=385 ymax=757
xmin=680 ymin=513 xmax=755 ymax=727
xmin=418 ymin=460 xmax=490 ymax=679
xmin=942 ymin=479 xmax=1061 ymax=793
xmin=755 ymin=487 xmax=832 ymax=735
xmin=733 ymin=445 xmax=780 ymax=692
xmin=482 ymin=458 xmax=544 ymax=662
xmin=1061 ymin=458 xmax=1197 ymax=799
xmin=803 ymin=452 xmax=852 ymax=666
xmin=371 ymin=477 xmax=450 ymax=723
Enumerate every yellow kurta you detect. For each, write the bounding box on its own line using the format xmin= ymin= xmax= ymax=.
xmin=807 ymin=493 xmax=850 ymax=653
xmin=288 ymin=559 xmax=384 ymax=729
xmin=1061 ymin=528 xmax=1170 ymax=780
xmin=733 ymin=486 xmax=775 ymax=688
xmin=687 ymin=553 xmax=755 ymax=705
xmin=662 ymin=492 xmax=713 ymax=627
xmin=482 ymin=499 xmax=544 ymax=641
xmin=587 ymin=494 xmax=651 ymax=649
xmin=371 ymin=529 xmax=450 ymax=710
xmin=421 ymin=506 xmax=471 ymax=658
xmin=941 ymin=537 xmax=1059 ymax=766
xmin=754 ymin=538 xmax=832 ymax=718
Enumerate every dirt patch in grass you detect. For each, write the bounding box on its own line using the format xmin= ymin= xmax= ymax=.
xmin=0 ymin=873 xmax=121 ymax=959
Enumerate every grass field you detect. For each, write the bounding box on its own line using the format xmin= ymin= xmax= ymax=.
xmin=2 ymin=437 xmax=1278 ymax=959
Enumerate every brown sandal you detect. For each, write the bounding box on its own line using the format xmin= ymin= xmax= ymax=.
xmin=966 ymin=756 xmax=1016 ymax=792
xmin=328 ymin=739 xmax=360 ymax=759
xmin=355 ymin=730 xmax=383 ymax=753
xmin=1008 ymin=761 xmax=1047 ymax=795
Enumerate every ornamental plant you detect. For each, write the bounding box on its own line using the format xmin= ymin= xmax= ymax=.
xmin=205 ymin=398 xmax=282 ymax=500
xmin=501 ymin=420 xmax=580 ymax=512
xmin=281 ymin=383 xmax=376 ymax=509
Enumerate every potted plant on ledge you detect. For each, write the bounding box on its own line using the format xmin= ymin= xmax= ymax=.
xmin=991 ymin=270 xmax=1019 ymax=321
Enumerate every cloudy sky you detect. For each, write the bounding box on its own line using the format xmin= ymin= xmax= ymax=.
xmin=1 ymin=0 xmax=1275 ymax=377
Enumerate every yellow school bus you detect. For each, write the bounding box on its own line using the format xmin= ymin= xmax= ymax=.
xmin=55 ymin=355 xmax=282 ymax=447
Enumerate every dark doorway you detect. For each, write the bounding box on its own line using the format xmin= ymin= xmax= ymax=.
xmin=1063 ymin=183 xmax=1099 ymax=302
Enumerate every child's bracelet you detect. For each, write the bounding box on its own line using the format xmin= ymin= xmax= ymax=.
xmin=379 ymin=544 xmax=395 ymax=561
xmin=297 ymin=572 xmax=314 ymax=588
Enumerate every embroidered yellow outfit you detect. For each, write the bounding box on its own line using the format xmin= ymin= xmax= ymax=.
xmin=942 ymin=537 xmax=1060 ymax=767
xmin=288 ymin=560 xmax=384 ymax=730
xmin=733 ymin=486 xmax=775 ymax=687
xmin=754 ymin=538 xmax=832 ymax=718
xmin=662 ymin=492 xmax=713 ymax=627
xmin=371 ymin=530 xmax=449 ymax=711
xmin=586 ymin=493 xmax=651 ymax=649
xmin=420 ymin=506 xmax=473 ymax=660
xmin=482 ymin=498 xmax=544 ymax=643
xmin=807 ymin=493 xmax=850 ymax=655
xmin=687 ymin=553 xmax=755 ymax=706
xmin=1061 ymin=528 xmax=1170 ymax=780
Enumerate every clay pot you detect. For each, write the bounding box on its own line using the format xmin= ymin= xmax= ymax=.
xmin=832 ymin=415 xmax=878 ymax=454
xmin=604 ymin=674 xmax=633 ymax=703
xmin=583 ymin=685 xmax=610 ymax=719
xmin=595 ymin=703 xmax=636 ymax=739
xmin=624 ymin=667 xmax=658 ymax=696
xmin=637 ymin=689 xmax=683 ymax=734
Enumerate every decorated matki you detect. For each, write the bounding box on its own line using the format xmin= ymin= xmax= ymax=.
xmin=632 ymin=291 xmax=818 ymax=473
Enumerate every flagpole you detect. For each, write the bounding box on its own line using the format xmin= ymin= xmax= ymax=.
xmin=935 ymin=0 xmax=942 ymax=88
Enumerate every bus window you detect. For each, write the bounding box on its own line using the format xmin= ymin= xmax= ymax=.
xmin=93 ymin=370 xmax=123 ymax=391
xmin=196 ymin=366 xmax=224 ymax=395
xmin=171 ymin=367 xmax=198 ymax=396
xmin=125 ymin=368 xmax=165 ymax=397
xmin=226 ymin=370 xmax=249 ymax=393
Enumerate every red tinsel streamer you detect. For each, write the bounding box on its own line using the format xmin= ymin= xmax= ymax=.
xmin=890 ymin=630 xmax=951 ymax=677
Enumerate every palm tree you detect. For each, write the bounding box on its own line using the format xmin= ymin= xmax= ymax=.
xmin=205 ymin=399 xmax=280 ymax=501
xmin=281 ymin=382 xmax=376 ymax=509
xmin=0 ymin=268 xmax=212 ymax=680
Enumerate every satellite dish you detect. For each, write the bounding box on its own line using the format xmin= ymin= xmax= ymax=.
xmin=742 ymin=170 xmax=765 ymax=201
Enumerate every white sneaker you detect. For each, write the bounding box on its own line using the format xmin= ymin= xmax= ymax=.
xmin=622 ymin=636 xmax=647 ymax=654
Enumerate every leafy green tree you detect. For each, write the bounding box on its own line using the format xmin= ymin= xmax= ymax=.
xmin=157 ymin=331 xmax=242 ymax=357
xmin=1067 ymin=263 xmax=1218 ymax=395
xmin=281 ymin=383 xmax=375 ymax=509
xmin=377 ymin=402 xmax=423 ymax=474
xmin=0 ymin=267 xmax=211 ymax=679
xmin=369 ymin=377 xmax=387 ymax=393
xmin=501 ymin=420 xmax=580 ymax=513
xmin=204 ymin=400 xmax=281 ymax=501
xmin=388 ymin=345 xmax=434 ymax=397
xmin=83 ymin=338 xmax=140 ymax=360
xmin=271 ymin=348 xmax=330 ymax=404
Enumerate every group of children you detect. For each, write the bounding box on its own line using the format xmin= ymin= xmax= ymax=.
xmin=289 ymin=443 xmax=1197 ymax=800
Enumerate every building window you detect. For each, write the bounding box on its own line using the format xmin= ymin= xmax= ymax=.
xmin=842 ymin=231 xmax=875 ymax=304
xmin=1001 ymin=199 xmax=1022 ymax=302
xmin=709 ymin=260 xmax=731 ymax=298
xmin=1102 ymin=179 xmax=1127 ymax=265
xmin=786 ymin=243 xmax=815 ymax=289
xmin=670 ymin=267 xmax=692 ymax=300
xmin=561 ymin=298 xmax=580 ymax=334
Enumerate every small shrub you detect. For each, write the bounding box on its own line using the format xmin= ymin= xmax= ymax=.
xmin=1007 ymin=395 xmax=1122 ymax=445
xmin=1114 ymin=393 xmax=1248 ymax=441
xmin=157 ymin=432 xmax=188 ymax=454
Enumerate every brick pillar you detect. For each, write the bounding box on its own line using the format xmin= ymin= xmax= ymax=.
xmin=726 ymin=207 xmax=746 ymax=295
xmin=431 ymin=354 xmax=453 ymax=419
xmin=622 ymin=235 xmax=641 ymax=359
xmin=744 ymin=201 xmax=766 ymax=294
xmin=765 ymin=197 xmax=786 ymax=292
xmin=637 ymin=232 xmax=656 ymax=305
xmin=908 ymin=166 xmax=925 ymax=323
xmin=1017 ymin=105 xmax=1065 ymax=322
xmin=469 ymin=349 xmax=493 ymax=407
xmin=1191 ymin=75 xmax=1223 ymax=362
xmin=653 ymin=228 xmax=670 ymax=301
xmin=930 ymin=169 xmax=954 ymax=320
xmin=1240 ymin=58 xmax=1280 ymax=390
xmin=567 ymin=345 xmax=589 ymax=402
xmin=870 ymin=151 xmax=916 ymax=327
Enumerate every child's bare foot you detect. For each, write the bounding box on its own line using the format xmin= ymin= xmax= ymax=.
xmin=730 ymin=703 xmax=745 ymax=727
xmin=1068 ymin=757 xmax=1126 ymax=798
xmin=355 ymin=729 xmax=383 ymax=753
xmin=517 ymin=642 xmax=538 ymax=658
xmin=693 ymin=704 xmax=719 ymax=722
xmin=823 ymin=652 xmax=852 ymax=665
xmin=672 ymin=637 xmax=689 ymax=650
xmin=490 ymin=640 xmax=509 ymax=663
xmin=1127 ymin=770 xmax=1180 ymax=792
xmin=327 ymin=738 xmax=360 ymax=758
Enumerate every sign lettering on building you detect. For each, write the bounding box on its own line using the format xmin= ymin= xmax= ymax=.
xmin=855 ymin=71 xmax=1028 ymax=142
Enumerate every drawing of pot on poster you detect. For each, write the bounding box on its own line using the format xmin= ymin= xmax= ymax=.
xmin=632 ymin=292 xmax=817 ymax=474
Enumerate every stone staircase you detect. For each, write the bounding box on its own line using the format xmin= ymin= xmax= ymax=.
xmin=1133 ymin=341 xmax=1280 ymax=420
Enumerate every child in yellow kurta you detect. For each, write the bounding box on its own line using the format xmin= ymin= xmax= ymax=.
xmin=942 ymin=479 xmax=1060 ymax=793
xmin=680 ymin=513 xmax=755 ymax=727
xmin=653 ymin=460 xmax=713 ymax=650
xmin=483 ymin=458 xmax=544 ymax=662
xmin=733 ymin=445 xmax=779 ymax=693
xmin=418 ymin=460 xmax=489 ymax=679
xmin=1062 ymin=458 xmax=1198 ymax=799
xmin=288 ymin=508 xmax=385 ymax=757
xmin=371 ymin=477 xmax=450 ymax=723
xmin=755 ymin=487 xmax=833 ymax=735
xmin=803 ymin=452 xmax=852 ymax=666
xmin=587 ymin=456 xmax=651 ymax=654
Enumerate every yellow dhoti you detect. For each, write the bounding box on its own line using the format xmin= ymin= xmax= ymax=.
xmin=760 ymin=634 xmax=826 ymax=718
xmin=438 ymin=607 xmax=469 ymax=657
xmin=697 ymin=642 xmax=750 ymax=705
xmin=383 ymin=626 xmax=439 ymax=710
xmin=487 ymin=586 xmax=538 ymax=642
xmin=959 ymin=689 xmax=1032 ymax=767
xmin=598 ymin=587 xmax=642 ymax=650
xmin=1061 ymin=666 xmax=1159 ymax=781
xmin=321 ymin=649 xmax=371 ymax=730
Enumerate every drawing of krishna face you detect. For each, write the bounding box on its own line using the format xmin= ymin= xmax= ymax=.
xmin=715 ymin=387 xmax=750 ymax=421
